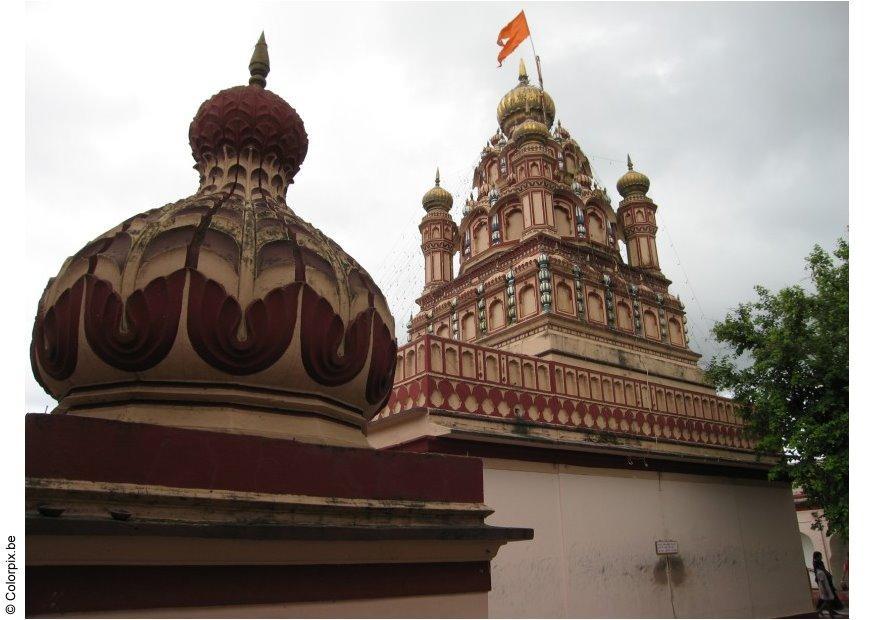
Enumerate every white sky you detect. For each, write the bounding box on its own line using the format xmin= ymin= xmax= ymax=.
xmin=25 ymin=1 xmax=848 ymax=412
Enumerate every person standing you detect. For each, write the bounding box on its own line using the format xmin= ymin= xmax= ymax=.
xmin=813 ymin=551 xmax=841 ymax=617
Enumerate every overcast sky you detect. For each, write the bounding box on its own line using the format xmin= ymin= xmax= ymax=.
xmin=25 ymin=1 xmax=848 ymax=412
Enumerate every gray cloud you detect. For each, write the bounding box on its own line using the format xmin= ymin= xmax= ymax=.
xmin=26 ymin=2 xmax=848 ymax=411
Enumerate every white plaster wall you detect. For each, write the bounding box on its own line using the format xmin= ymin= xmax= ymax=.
xmin=484 ymin=459 xmax=813 ymax=618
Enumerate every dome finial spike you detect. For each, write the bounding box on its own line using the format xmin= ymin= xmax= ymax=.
xmin=249 ymin=31 xmax=270 ymax=88
xmin=627 ymin=153 xmax=634 ymax=171
xmin=435 ymin=167 xmax=441 ymax=187
xmin=518 ymin=58 xmax=529 ymax=83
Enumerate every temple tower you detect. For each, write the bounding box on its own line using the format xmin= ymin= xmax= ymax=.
xmin=616 ymin=155 xmax=661 ymax=273
xmin=419 ymin=168 xmax=457 ymax=292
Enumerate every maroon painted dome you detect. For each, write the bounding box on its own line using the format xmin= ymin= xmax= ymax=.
xmin=30 ymin=35 xmax=397 ymax=446
xmin=189 ymin=84 xmax=309 ymax=184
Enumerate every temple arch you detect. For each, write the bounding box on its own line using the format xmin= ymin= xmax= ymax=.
xmin=554 ymin=205 xmax=573 ymax=237
xmin=489 ymin=299 xmax=506 ymax=331
xmin=587 ymin=292 xmax=605 ymax=324
xmin=473 ymin=220 xmax=489 ymax=255
xmin=519 ymin=284 xmax=537 ymax=318
xmin=586 ymin=210 xmax=606 ymax=244
xmin=461 ymin=312 xmax=476 ymax=342
xmin=616 ymin=301 xmax=633 ymax=332
xmin=555 ymin=281 xmax=573 ymax=315
xmin=504 ymin=207 xmax=524 ymax=241
xmin=668 ymin=317 xmax=684 ymax=346
xmin=643 ymin=310 xmax=659 ymax=340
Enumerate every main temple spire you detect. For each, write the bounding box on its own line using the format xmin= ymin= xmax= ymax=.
xmin=518 ymin=58 xmax=529 ymax=83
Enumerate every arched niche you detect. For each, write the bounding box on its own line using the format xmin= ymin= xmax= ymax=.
xmin=586 ymin=209 xmax=606 ymax=245
xmin=461 ymin=312 xmax=476 ymax=342
xmin=555 ymin=281 xmax=574 ymax=315
xmin=461 ymin=350 xmax=476 ymax=377
xmin=485 ymin=355 xmax=499 ymax=382
xmin=616 ymin=301 xmax=634 ymax=332
xmin=643 ymin=310 xmax=659 ymax=340
xmin=430 ymin=343 xmax=443 ymax=373
xmin=504 ymin=207 xmax=524 ymax=241
xmin=522 ymin=362 xmax=535 ymax=389
xmin=519 ymin=284 xmax=537 ymax=318
xmin=554 ymin=205 xmax=573 ymax=237
xmin=472 ymin=220 xmax=489 ymax=255
xmin=508 ymin=359 xmax=521 ymax=386
xmin=668 ymin=317 xmax=685 ymax=347
xmin=488 ymin=299 xmax=505 ymax=330
xmin=445 ymin=347 xmax=459 ymax=375
xmin=488 ymin=161 xmax=499 ymax=183
xmin=587 ymin=291 xmax=605 ymax=324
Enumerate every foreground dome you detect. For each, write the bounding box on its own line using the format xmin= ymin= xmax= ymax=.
xmin=31 ymin=35 xmax=397 ymax=445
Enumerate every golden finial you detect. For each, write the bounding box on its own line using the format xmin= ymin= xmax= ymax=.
xmin=249 ymin=32 xmax=270 ymax=88
xmin=627 ymin=154 xmax=634 ymax=171
xmin=518 ymin=58 xmax=529 ymax=83
xmin=435 ymin=167 xmax=441 ymax=187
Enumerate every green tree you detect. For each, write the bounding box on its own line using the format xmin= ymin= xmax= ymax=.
xmin=706 ymin=238 xmax=848 ymax=539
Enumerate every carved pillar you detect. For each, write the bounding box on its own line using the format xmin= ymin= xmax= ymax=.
xmin=538 ymin=254 xmax=552 ymax=313
xmin=506 ymin=269 xmax=517 ymax=326
xmin=603 ymin=274 xmax=616 ymax=330
xmin=573 ymin=264 xmax=586 ymax=322
xmin=476 ymin=285 xmax=487 ymax=336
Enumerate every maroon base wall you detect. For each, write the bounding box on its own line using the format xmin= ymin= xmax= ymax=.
xmin=27 ymin=562 xmax=491 ymax=616
xmin=25 ymin=414 xmax=483 ymax=502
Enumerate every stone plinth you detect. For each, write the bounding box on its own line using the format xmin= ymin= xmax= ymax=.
xmin=25 ymin=414 xmax=531 ymax=617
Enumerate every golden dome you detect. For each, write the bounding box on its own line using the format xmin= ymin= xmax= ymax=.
xmin=617 ymin=155 xmax=650 ymax=198
xmin=422 ymin=168 xmax=453 ymax=211
xmin=496 ymin=59 xmax=556 ymax=136
xmin=511 ymin=118 xmax=551 ymax=142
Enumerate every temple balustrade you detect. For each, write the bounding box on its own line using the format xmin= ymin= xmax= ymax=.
xmin=378 ymin=334 xmax=751 ymax=452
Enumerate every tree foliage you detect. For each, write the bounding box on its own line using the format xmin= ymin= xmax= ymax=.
xmin=706 ymin=239 xmax=848 ymax=539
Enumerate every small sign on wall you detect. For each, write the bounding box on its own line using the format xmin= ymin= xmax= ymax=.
xmin=655 ymin=540 xmax=679 ymax=555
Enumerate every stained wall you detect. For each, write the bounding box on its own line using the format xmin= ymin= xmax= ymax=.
xmin=484 ymin=459 xmax=813 ymax=618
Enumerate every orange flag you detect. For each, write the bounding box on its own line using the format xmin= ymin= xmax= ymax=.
xmin=496 ymin=10 xmax=530 ymax=67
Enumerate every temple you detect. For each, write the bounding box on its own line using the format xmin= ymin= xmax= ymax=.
xmin=25 ymin=31 xmax=816 ymax=618
xmin=367 ymin=59 xmax=814 ymax=617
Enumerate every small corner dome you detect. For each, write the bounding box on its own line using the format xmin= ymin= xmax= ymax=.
xmin=422 ymin=168 xmax=453 ymax=211
xmin=617 ymin=156 xmax=650 ymax=198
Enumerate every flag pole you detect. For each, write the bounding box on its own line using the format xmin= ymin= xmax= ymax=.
xmin=526 ymin=21 xmax=544 ymax=89
xmin=525 ymin=15 xmax=549 ymax=126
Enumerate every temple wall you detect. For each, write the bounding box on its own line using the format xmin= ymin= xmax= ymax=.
xmin=483 ymin=459 xmax=812 ymax=618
